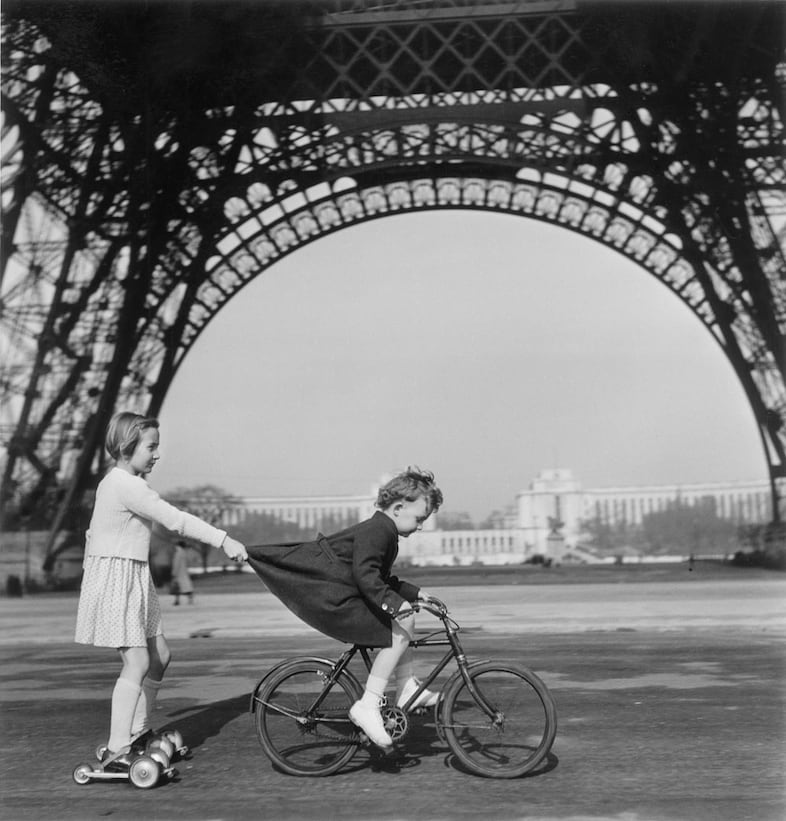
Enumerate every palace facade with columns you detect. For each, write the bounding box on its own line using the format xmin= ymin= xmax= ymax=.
xmin=225 ymin=470 xmax=771 ymax=566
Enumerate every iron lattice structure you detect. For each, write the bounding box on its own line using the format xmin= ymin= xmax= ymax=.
xmin=1 ymin=0 xmax=785 ymax=564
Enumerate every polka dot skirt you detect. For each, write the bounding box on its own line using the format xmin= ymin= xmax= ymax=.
xmin=75 ymin=556 xmax=162 ymax=648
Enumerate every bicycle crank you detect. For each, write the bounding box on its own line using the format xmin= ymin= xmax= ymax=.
xmin=381 ymin=706 xmax=409 ymax=741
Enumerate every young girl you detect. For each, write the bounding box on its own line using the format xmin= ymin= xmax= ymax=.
xmin=246 ymin=467 xmax=443 ymax=749
xmin=75 ymin=411 xmax=248 ymax=769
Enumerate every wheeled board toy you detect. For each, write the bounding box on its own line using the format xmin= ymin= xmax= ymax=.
xmin=131 ymin=728 xmax=189 ymax=762
xmin=140 ymin=728 xmax=188 ymax=760
xmin=73 ymin=729 xmax=185 ymax=788
xmin=72 ymin=749 xmax=173 ymax=789
xmin=95 ymin=728 xmax=189 ymax=763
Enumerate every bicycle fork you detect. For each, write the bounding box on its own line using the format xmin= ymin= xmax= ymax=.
xmin=409 ymin=617 xmax=505 ymax=728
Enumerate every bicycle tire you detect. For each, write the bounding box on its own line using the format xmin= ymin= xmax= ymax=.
xmin=254 ymin=659 xmax=363 ymax=776
xmin=250 ymin=656 xmax=339 ymax=710
xmin=441 ymin=660 xmax=557 ymax=779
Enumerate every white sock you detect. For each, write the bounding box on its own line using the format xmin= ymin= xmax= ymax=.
xmin=131 ymin=677 xmax=163 ymax=736
xmin=396 ymin=666 xmax=415 ymax=693
xmin=360 ymin=674 xmax=388 ymax=705
xmin=107 ymin=677 xmax=141 ymax=752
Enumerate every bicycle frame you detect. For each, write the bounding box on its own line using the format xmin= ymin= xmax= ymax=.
xmin=402 ymin=602 xmax=503 ymax=723
xmin=251 ymin=596 xmax=558 ymax=779
xmin=342 ymin=601 xmax=502 ymax=723
xmin=250 ymin=599 xmax=502 ymax=726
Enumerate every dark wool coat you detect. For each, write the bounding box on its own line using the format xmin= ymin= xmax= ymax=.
xmin=246 ymin=511 xmax=421 ymax=647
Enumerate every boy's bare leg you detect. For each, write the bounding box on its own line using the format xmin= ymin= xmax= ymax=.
xmin=349 ymin=616 xmax=414 ymax=747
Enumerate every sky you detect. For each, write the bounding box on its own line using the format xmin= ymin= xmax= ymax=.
xmin=151 ymin=210 xmax=767 ymax=521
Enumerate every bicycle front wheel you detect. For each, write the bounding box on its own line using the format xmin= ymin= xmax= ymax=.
xmin=442 ymin=661 xmax=557 ymax=779
xmin=254 ymin=660 xmax=362 ymax=776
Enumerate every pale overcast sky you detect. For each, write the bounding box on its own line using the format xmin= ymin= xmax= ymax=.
xmin=152 ymin=211 xmax=766 ymax=520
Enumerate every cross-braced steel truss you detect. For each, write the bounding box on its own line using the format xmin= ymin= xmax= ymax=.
xmin=1 ymin=0 xmax=784 ymax=565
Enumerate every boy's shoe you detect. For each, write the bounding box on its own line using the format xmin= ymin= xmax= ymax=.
xmin=349 ymin=699 xmax=393 ymax=748
xmin=100 ymin=745 xmax=134 ymax=772
xmin=396 ymin=677 xmax=440 ymax=709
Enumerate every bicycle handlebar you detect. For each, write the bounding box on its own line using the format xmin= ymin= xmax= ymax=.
xmin=415 ymin=595 xmax=448 ymax=617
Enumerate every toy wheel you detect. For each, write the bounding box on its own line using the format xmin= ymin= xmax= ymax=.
xmin=94 ymin=744 xmax=107 ymax=760
xmin=129 ymin=755 xmax=161 ymax=789
xmin=148 ymin=748 xmax=171 ymax=769
xmin=163 ymin=729 xmax=186 ymax=752
xmin=148 ymin=737 xmax=175 ymax=758
xmin=72 ymin=763 xmax=93 ymax=785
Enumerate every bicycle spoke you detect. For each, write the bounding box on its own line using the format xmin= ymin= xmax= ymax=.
xmin=442 ymin=663 xmax=557 ymax=778
xmin=252 ymin=605 xmax=557 ymax=781
xmin=255 ymin=662 xmax=361 ymax=776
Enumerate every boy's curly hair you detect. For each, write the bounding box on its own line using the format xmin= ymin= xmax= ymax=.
xmin=376 ymin=467 xmax=443 ymax=513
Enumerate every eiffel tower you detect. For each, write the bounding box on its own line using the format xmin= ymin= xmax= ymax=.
xmin=1 ymin=1 xmax=784 ymax=569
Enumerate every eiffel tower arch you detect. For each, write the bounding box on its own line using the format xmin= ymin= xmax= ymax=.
xmin=1 ymin=1 xmax=784 ymax=568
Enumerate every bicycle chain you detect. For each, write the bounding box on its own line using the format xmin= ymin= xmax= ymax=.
xmin=256 ymin=697 xmax=410 ymax=745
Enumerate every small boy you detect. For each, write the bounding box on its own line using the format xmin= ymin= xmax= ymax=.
xmin=246 ymin=467 xmax=443 ymax=747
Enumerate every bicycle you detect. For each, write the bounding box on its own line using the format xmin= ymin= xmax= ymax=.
xmin=249 ymin=596 xmax=557 ymax=779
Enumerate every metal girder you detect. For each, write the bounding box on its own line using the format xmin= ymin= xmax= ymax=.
xmin=0 ymin=0 xmax=784 ymax=566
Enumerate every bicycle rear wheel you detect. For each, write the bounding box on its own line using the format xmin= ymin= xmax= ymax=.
xmin=442 ymin=661 xmax=557 ymax=778
xmin=254 ymin=660 xmax=362 ymax=776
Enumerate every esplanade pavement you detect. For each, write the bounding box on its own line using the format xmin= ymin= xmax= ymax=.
xmin=1 ymin=571 xmax=784 ymax=821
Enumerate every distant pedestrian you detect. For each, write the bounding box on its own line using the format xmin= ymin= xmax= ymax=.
xmin=247 ymin=467 xmax=443 ymax=749
xmin=74 ymin=411 xmax=248 ymax=772
xmin=171 ymin=541 xmax=194 ymax=605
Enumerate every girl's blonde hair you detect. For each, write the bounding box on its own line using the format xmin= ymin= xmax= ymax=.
xmin=105 ymin=412 xmax=159 ymax=460
xmin=376 ymin=467 xmax=443 ymax=513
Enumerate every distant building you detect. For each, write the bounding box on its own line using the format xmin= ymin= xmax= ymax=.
xmin=511 ymin=468 xmax=771 ymax=557
xmin=224 ymin=469 xmax=771 ymax=566
xmin=222 ymin=492 xmax=376 ymax=531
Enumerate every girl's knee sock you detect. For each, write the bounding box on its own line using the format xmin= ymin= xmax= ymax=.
xmin=107 ymin=677 xmax=142 ymax=752
xmin=131 ymin=677 xmax=163 ymax=736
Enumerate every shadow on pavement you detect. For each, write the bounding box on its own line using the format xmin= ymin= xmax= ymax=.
xmin=344 ymin=713 xmax=560 ymax=780
xmin=166 ymin=692 xmax=251 ymax=751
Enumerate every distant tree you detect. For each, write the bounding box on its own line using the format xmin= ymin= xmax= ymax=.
xmin=581 ymin=497 xmax=740 ymax=559
xmin=163 ymin=485 xmax=240 ymax=572
xmin=434 ymin=510 xmax=475 ymax=531
xmin=312 ymin=510 xmax=361 ymax=535
xmin=478 ymin=509 xmax=509 ymax=529
xmin=737 ymin=523 xmax=765 ymax=552
xmin=640 ymin=496 xmax=738 ymax=556
xmin=231 ymin=511 xmax=315 ymax=546
xmin=164 ymin=484 xmax=237 ymax=524
xmin=578 ymin=516 xmax=644 ymax=558
xmin=229 ymin=509 xmax=362 ymax=547
xmin=731 ymin=522 xmax=786 ymax=569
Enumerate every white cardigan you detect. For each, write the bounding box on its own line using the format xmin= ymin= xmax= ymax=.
xmin=84 ymin=467 xmax=227 ymax=563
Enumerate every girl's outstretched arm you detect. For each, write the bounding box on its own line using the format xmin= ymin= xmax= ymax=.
xmin=120 ymin=475 xmax=228 ymax=548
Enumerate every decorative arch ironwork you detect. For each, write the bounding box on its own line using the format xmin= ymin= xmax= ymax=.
xmin=0 ymin=0 xmax=784 ymax=563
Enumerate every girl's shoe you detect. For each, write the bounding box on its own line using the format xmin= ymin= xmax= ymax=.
xmin=349 ymin=699 xmax=393 ymax=748
xmin=130 ymin=729 xmax=155 ymax=751
xmin=396 ymin=677 xmax=440 ymax=709
xmin=100 ymin=745 xmax=134 ymax=772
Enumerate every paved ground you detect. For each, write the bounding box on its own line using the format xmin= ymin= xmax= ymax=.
xmin=1 ymin=573 xmax=785 ymax=821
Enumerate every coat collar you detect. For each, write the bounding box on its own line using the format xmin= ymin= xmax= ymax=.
xmin=372 ymin=509 xmax=398 ymax=535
